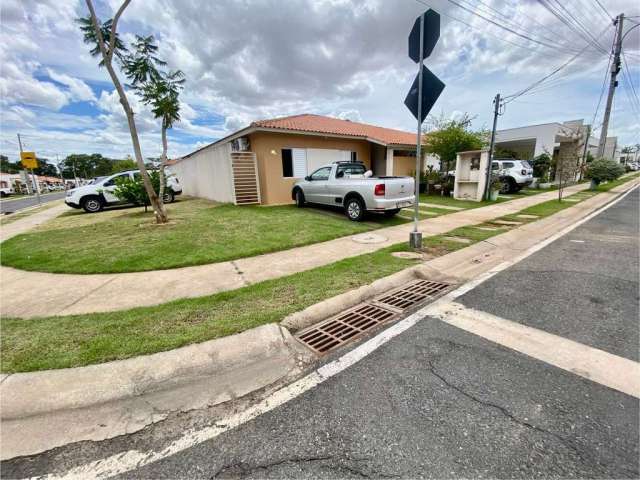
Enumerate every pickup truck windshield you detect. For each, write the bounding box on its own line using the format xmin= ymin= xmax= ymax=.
xmin=337 ymin=163 xmax=366 ymax=177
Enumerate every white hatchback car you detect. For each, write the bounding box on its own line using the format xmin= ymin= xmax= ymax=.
xmin=65 ymin=170 xmax=182 ymax=213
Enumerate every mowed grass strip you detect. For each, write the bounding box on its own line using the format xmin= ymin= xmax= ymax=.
xmin=2 ymin=183 xmax=624 ymax=373
xmin=0 ymin=198 xmax=406 ymax=274
xmin=0 ymin=244 xmax=420 ymax=372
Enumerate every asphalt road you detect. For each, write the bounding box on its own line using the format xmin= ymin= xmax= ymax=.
xmin=4 ymin=187 xmax=638 ymax=479
xmin=0 ymin=191 xmax=66 ymax=214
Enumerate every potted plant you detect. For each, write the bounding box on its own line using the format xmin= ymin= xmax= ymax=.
xmin=489 ymin=176 xmax=502 ymax=200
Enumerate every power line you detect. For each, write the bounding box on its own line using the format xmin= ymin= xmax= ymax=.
xmin=442 ymin=0 xmax=585 ymax=53
xmin=537 ymin=0 xmax=610 ymax=55
xmin=592 ymin=0 xmax=614 ymax=21
xmin=504 ymin=23 xmax=613 ymax=103
xmin=456 ymin=0 xmax=586 ymax=55
xmin=551 ymin=0 xmax=610 ymax=52
xmin=412 ymin=0 xmax=582 ymax=59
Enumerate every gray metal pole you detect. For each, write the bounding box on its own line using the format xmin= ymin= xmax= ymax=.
xmin=484 ymin=93 xmax=501 ymax=200
xmin=410 ymin=14 xmax=425 ymax=249
xmin=17 ymin=133 xmax=31 ymax=196
xmin=597 ymin=13 xmax=624 ymax=158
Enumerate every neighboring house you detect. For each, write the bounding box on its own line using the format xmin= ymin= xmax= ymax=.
xmin=171 ymin=114 xmax=426 ymax=205
xmin=495 ymin=119 xmax=619 ymax=162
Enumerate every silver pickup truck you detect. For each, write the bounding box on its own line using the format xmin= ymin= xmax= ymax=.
xmin=291 ymin=162 xmax=415 ymax=221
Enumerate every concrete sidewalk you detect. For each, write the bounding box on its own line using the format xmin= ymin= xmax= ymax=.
xmin=0 ymin=201 xmax=66 ymax=243
xmin=0 ymin=182 xmax=618 ymax=319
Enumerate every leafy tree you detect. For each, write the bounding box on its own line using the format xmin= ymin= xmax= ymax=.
xmin=1 ymin=155 xmax=21 ymax=174
xmin=33 ymin=158 xmax=58 ymax=177
xmin=424 ymin=113 xmax=487 ymax=173
xmin=494 ymin=147 xmax=518 ymax=159
xmin=61 ymin=154 xmax=115 ymax=178
xmin=111 ymin=158 xmax=137 ymax=173
xmin=123 ymin=35 xmax=166 ymax=86
xmin=585 ymin=158 xmax=625 ymax=189
xmin=139 ymin=69 xmax=185 ymax=203
xmin=80 ymin=0 xmax=167 ymax=223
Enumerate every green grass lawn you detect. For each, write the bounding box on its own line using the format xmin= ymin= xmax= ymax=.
xmin=0 ymin=243 xmax=421 ymax=372
xmin=594 ymin=172 xmax=640 ymax=192
xmin=0 ymin=198 xmax=406 ymax=274
xmin=2 ymin=183 xmax=618 ymax=373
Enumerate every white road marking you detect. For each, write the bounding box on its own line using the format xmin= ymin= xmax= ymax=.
xmin=38 ymin=184 xmax=639 ymax=480
xmin=430 ymin=301 xmax=640 ymax=398
xmin=570 ymin=239 xmax=585 ymax=243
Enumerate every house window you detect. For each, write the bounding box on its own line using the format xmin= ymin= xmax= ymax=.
xmin=282 ymin=149 xmax=293 ymax=177
xmin=350 ymin=151 xmax=357 ymax=162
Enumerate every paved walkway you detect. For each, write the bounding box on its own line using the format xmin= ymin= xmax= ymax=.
xmin=0 ymin=202 xmax=67 ymax=243
xmin=0 ymin=182 xmax=630 ymax=319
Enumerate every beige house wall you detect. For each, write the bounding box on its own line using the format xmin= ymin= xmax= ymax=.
xmin=392 ymin=154 xmax=416 ymax=177
xmin=248 ymin=131 xmax=372 ymax=205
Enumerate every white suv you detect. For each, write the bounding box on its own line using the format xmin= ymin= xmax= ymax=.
xmin=492 ymin=159 xmax=534 ymax=193
xmin=65 ymin=170 xmax=182 ymax=213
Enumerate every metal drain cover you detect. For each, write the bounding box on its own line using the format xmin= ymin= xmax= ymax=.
xmin=373 ymin=279 xmax=453 ymax=311
xmin=296 ymin=303 xmax=397 ymax=354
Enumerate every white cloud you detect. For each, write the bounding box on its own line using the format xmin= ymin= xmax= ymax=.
xmin=1 ymin=0 xmax=639 ymax=162
xmin=46 ymin=69 xmax=96 ymax=103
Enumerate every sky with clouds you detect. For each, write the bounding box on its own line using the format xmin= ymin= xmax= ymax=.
xmin=1 ymin=0 xmax=638 ymax=163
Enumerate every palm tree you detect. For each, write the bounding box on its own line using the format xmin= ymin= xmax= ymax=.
xmin=140 ymin=70 xmax=185 ymax=204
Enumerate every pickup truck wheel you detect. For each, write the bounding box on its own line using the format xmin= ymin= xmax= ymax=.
xmin=295 ymin=189 xmax=306 ymax=207
xmin=384 ymin=209 xmax=400 ymax=217
xmin=81 ymin=196 xmax=104 ymax=213
xmin=163 ymin=191 xmax=175 ymax=203
xmin=345 ymin=197 xmax=365 ymax=221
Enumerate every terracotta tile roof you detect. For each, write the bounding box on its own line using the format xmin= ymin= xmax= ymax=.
xmin=251 ymin=114 xmax=420 ymax=146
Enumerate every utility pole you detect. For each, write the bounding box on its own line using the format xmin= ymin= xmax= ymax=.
xmin=598 ymin=13 xmax=624 ymax=158
xmin=484 ymin=93 xmax=501 ymax=200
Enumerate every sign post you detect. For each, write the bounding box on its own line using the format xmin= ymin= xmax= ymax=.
xmin=20 ymin=151 xmax=41 ymax=205
xmin=404 ymin=9 xmax=445 ymax=249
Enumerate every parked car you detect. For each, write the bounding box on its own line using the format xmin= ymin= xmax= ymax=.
xmin=0 ymin=184 xmax=15 ymax=197
xmin=291 ymin=161 xmax=415 ymax=221
xmin=65 ymin=170 xmax=182 ymax=213
xmin=492 ymin=159 xmax=534 ymax=193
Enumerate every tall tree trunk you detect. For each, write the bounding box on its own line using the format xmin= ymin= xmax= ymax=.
xmin=85 ymin=0 xmax=167 ymax=224
xmin=158 ymin=119 xmax=168 ymax=207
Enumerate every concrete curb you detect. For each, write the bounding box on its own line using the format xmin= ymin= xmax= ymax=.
xmin=0 ymin=324 xmax=314 ymax=460
xmin=282 ymin=179 xmax=639 ymax=333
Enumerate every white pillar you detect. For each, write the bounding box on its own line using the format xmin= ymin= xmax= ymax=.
xmin=386 ymin=148 xmax=394 ymax=176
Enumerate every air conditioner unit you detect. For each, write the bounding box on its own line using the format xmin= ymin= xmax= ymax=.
xmin=232 ymin=136 xmax=251 ymax=151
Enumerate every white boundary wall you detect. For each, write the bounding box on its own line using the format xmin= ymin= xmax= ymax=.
xmin=170 ymin=142 xmax=235 ymax=203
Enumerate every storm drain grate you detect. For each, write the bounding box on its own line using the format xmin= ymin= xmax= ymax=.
xmin=375 ymin=279 xmax=453 ymax=311
xmin=296 ymin=303 xmax=396 ymax=354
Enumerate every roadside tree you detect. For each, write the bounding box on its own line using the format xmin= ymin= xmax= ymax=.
xmin=424 ymin=113 xmax=487 ymax=173
xmin=79 ymin=0 xmax=168 ymax=223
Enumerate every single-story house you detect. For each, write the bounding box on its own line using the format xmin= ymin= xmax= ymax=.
xmin=171 ymin=114 xmax=426 ymax=205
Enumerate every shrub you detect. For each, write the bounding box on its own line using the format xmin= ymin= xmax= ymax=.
xmin=585 ymin=158 xmax=625 ymax=186
xmin=114 ymin=170 xmax=164 ymax=210
xmin=532 ymin=153 xmax=551 ymax=179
